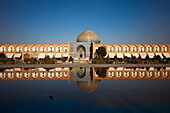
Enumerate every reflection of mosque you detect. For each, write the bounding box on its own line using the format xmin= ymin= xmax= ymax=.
xmin=0 ymin=67 xmax=169 ymax=93
xmin=70 ymin=67 xmax=100 ymax=94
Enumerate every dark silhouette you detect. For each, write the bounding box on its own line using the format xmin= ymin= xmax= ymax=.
xmin=48 ymin=96 xmax=53 ymax=100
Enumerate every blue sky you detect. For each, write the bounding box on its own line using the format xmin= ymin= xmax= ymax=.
xmin=0 ymin=0 xmax=170 ymax=44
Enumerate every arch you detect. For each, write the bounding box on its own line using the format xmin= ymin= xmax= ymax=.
xmin=108 ymin=46 xmax=114 ymax=52
xmin=8 ymin=72 xmax=14 ymax=79
xmin=0 ymin=46 xmax=6 ymax=52
xmin=16 ymin=72 xmax=22 ymax=78
xmin=32 ymin=72 xmax=38 ymax=78
xmin=56 ymin=46 xmax=62 ymax=52
xmin=40 ymin=46 xmax=46 ymax=52
xmin=56 ymin=72 xmax=62 ymax=78
xmin=64 ymin=71 xmax=68 ymax=77
xmin=155 ymin=71 xmax=160 ymax=78
xmin=40 ymin=72 xmax=46 ymax=78
xmin=24 ymin=46 xmax=30 ymax=52
xmin=77 ymin=67 xmax=86 ymax=78
xmin=116 ymin=71 xmax=122 ymax=78
xmin=64 ymin=46 xmax=68 ymax=52
xmin=140 ymin=71 xmax=145 ymax=78
xmin=147 ymin=45 xmax=152 ymax=52
xmin=77 ymin=45 xmax=86 ymax=59
xmin=116 ymin=46 xmax=122 ymax=52
xmin=32 ymin=46 xmax=38 ymax=52
xmin=139 ymin=46 xmax=145 ymax=52
xmin=108 ymin=71 xmax=114 ymax=78
xmin=124 ymin=72 xmax=130 ymax=78
xmin=48 ymin=46 xmax=54 ymax=52
xmin=24 ymin=72 xmax=30 ymax=78
xmin=16 ymin=46 xmax=22 ymax=52
xmin=8 ymin=46 xmax=14 ymax=52
xmin=132 ymin=45 xmax=137 ymax=52
xmin=48 ymin=72 xmax=54 ymax=78
xmin=24 ymin=53 xmax=30 ymax=58
xmin=124 ymin=46 xmax=129 ymax=52
xmin=132 ymin=72 xmax=138 ymax=78
xmin=147 ymin=72 xmax=153 ymax=78
xmin=155 ymin=45 xmax=160 ymax=52
xmin=162 ymin=45 xmax=168 ymax=52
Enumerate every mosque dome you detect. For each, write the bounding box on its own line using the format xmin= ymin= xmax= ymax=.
xmin=76 ymin=81 xmax=100 ymax=94
xmin=77 ymin=29 xmax=100 ymax=44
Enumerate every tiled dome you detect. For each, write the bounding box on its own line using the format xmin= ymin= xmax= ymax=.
xmin=77 ymin=30 xmax=100 ymax=43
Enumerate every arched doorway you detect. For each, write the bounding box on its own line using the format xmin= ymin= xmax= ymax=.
xmin=80 ymin=54 xmax=83 ymax=58
xmin=77 ymin=45 xmax=86 ymax=59
xmin=77 ymin=67 xmax=86 ymax=78
xmin=24 ymin=53 xmax=30 ymax=58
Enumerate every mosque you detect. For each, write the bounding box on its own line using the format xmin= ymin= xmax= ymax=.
xmin=0 ymin=29 xmax=170 ymax=61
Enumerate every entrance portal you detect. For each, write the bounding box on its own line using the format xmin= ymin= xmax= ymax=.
xmin=77 ymin=45 xmax=86 ymax=59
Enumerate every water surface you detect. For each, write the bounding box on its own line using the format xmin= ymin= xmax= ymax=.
xmin=0 ymin=67 xmax=170 ymax=113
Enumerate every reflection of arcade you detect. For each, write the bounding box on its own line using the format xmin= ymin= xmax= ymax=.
xmin=93 ymin=67 xmax=170 ymax=80
xmin=0 ymin=67 xmax=101 ymax=94
xmin=0 ymin=67 xmax=70 ymax=81
xmin=1 ymin=67 xmax=169 ymax=94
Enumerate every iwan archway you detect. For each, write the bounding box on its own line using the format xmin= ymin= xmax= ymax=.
xmin=77 ymin=45 xmax=86 ymax=59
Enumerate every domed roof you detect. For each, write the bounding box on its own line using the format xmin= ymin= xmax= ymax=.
xmin=77 ymin=29 xmax=100 ymax=44
xmin=76 ymin=81 xmax=100 ymax=94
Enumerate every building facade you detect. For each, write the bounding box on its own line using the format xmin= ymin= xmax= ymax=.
xmin=0 ymin=29 xmax=170 ymax=61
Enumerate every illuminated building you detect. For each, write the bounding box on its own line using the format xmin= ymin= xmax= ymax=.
xmin=0 ymin=29 xmax=170 ymax=61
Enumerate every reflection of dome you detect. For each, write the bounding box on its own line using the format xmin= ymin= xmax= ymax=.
xmin=77 ymin=67 xmax=86 ymax=78
xmin=77 ymin=81 xmax=100 ymax=94
xmin=77 ymin=30 xmax=100 ymax=44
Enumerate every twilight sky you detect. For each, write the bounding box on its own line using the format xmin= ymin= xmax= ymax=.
xmin=0 ymin=0 xmax=170 ymax=44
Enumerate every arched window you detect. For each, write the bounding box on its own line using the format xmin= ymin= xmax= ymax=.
xmin=0 ymin=46 xmax=6 ymax=52
xmin=162 ymin=46 xmax=168 ymax=52
xmin=147 ymin=46 xmax=152 ymax=52
xmin=24 ymin=53 xmax=30 ymax=58
xmin=64 ymin=46 xmax=68 ymax=52
xmin=48 ymin=46 xmax=54 ymax=52
xmin=40 ymin=46 xmax=46 ymax=52
xmin=139 ymin=46 xmax=145 ymax=52
xmin=8 ymin=46 xmax=14 ymax=52
xmin=16 ymin=46 xmax=22 ymax=52
xmin=108 ymin=46 xmax=114 ymax=52
xmin=32 ymin=46 xmax=38 ymax=52
xmin=116 ymin=46 xmax=122 ymax=52
xmin=155 ymin=45 xmax=160 ymax=52
xmin=132 ymin=46 xmax=137 ymax=52
xmin=124 ymin=46 xmax=129 ymax=52
xmin=56 ymin=46 xmax=62 ymax=52
xmin=24 ymin=46 xmax=30 ymax=52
